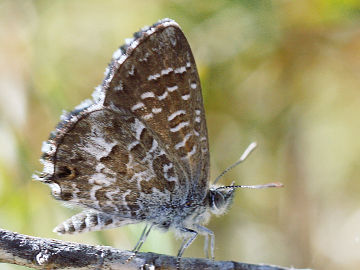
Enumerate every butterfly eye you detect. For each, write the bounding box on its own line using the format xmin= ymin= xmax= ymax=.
xmin=213 ymin=192 xmax=225 ymax=209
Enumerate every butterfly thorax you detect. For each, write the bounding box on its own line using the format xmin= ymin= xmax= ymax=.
xmin=148 ymin=186 xmax=235 ymax=233
xmin=150 ymin=204 xmax=210 ymax=232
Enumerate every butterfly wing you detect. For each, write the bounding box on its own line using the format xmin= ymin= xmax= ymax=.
xmin=37 ymin=19 xmax=210 ymax=228
xmin=104 ymin=19 xmax=210 ymax=199
xmin=44 ymin=107 xmax=184 ymax=220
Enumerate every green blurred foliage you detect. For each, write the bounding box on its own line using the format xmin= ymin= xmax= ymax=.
xmin=1 ymin=0 xmax=360 ymax=269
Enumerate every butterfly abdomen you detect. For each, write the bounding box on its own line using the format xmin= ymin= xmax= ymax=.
xmin=54 ymin=210 xmax=138 ymax=235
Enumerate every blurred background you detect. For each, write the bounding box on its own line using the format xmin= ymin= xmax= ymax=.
xmin=1 ymin=0 xmax=360 ymax=269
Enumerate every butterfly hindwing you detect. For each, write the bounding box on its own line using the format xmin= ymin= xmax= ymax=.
xmin=51 ymin=107 xmax=187 ymax=219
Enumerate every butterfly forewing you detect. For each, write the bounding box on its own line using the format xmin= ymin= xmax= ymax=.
xmin=104 ymin=20 xmax=210 ymax=199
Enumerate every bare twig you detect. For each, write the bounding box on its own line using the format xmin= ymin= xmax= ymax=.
xmin=0 ymin=228 xmax=308 ymax=269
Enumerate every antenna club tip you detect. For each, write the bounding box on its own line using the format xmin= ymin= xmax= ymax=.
xmin=250 ymin=141 xmax=257 ymax=147
xmin=271 ymin=182 xmax=284 ymax=188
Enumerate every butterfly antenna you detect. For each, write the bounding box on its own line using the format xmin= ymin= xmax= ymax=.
xmin=216 ymin=182 xmax=284 ymax=190
xmin=213 ymin=142 xmax=257 ymax=185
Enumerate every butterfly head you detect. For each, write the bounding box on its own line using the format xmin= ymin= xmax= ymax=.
xmin=208 ymin=186 xmax=236 ymax=216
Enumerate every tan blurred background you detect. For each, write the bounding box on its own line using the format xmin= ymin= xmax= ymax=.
xmin=1 ymin=0 xmax=360 ymax=269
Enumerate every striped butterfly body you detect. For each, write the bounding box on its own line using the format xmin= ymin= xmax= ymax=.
xmin=36 ymin=19 xmax=237 ymax=260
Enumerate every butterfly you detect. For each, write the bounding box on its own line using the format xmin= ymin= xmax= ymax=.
xmin=35 ymin=18 xmax=281 ymax=262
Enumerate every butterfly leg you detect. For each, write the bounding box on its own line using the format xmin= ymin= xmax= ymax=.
xmin=127 ymin=224 xmax=153 ymax=262
xmin=132 ymin=224 xmax=149 ymax=252
xmin=133 ymin=224 xmax=153 ymax=252
xmin=176 ymin=228 xmax=198 ymax=269
xmin=194 ymin=225 xmax=215 ymax=260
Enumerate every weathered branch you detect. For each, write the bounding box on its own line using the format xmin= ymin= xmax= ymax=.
xmin=0 ymin=228 xmax=308 ymax=269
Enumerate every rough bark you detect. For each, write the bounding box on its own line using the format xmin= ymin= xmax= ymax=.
xmin=0 ymin=228 xmax=309 ymax=270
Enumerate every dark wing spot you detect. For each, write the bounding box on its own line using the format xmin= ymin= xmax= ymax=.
xmin=89 ymin=215 xmax=98 ymax=226
xmin=100 ymin=145 xmax=128 ymax=176
xmin=104 ymin=217 xmax=113 ymax=226
xmin=139 ymin=128 xmax=153 ymax=150
xmin=55 ymin=165 xmax=77 ymax=180
xmin=61 ymin=191 xmax=73 ymax=201
xmin=129 ymin=143 xmax=147 ymax=160
xmin=67 ymin=223 xmax=75 ymax=233
xmin=79 ymin=221 xmax=87 ymax=231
